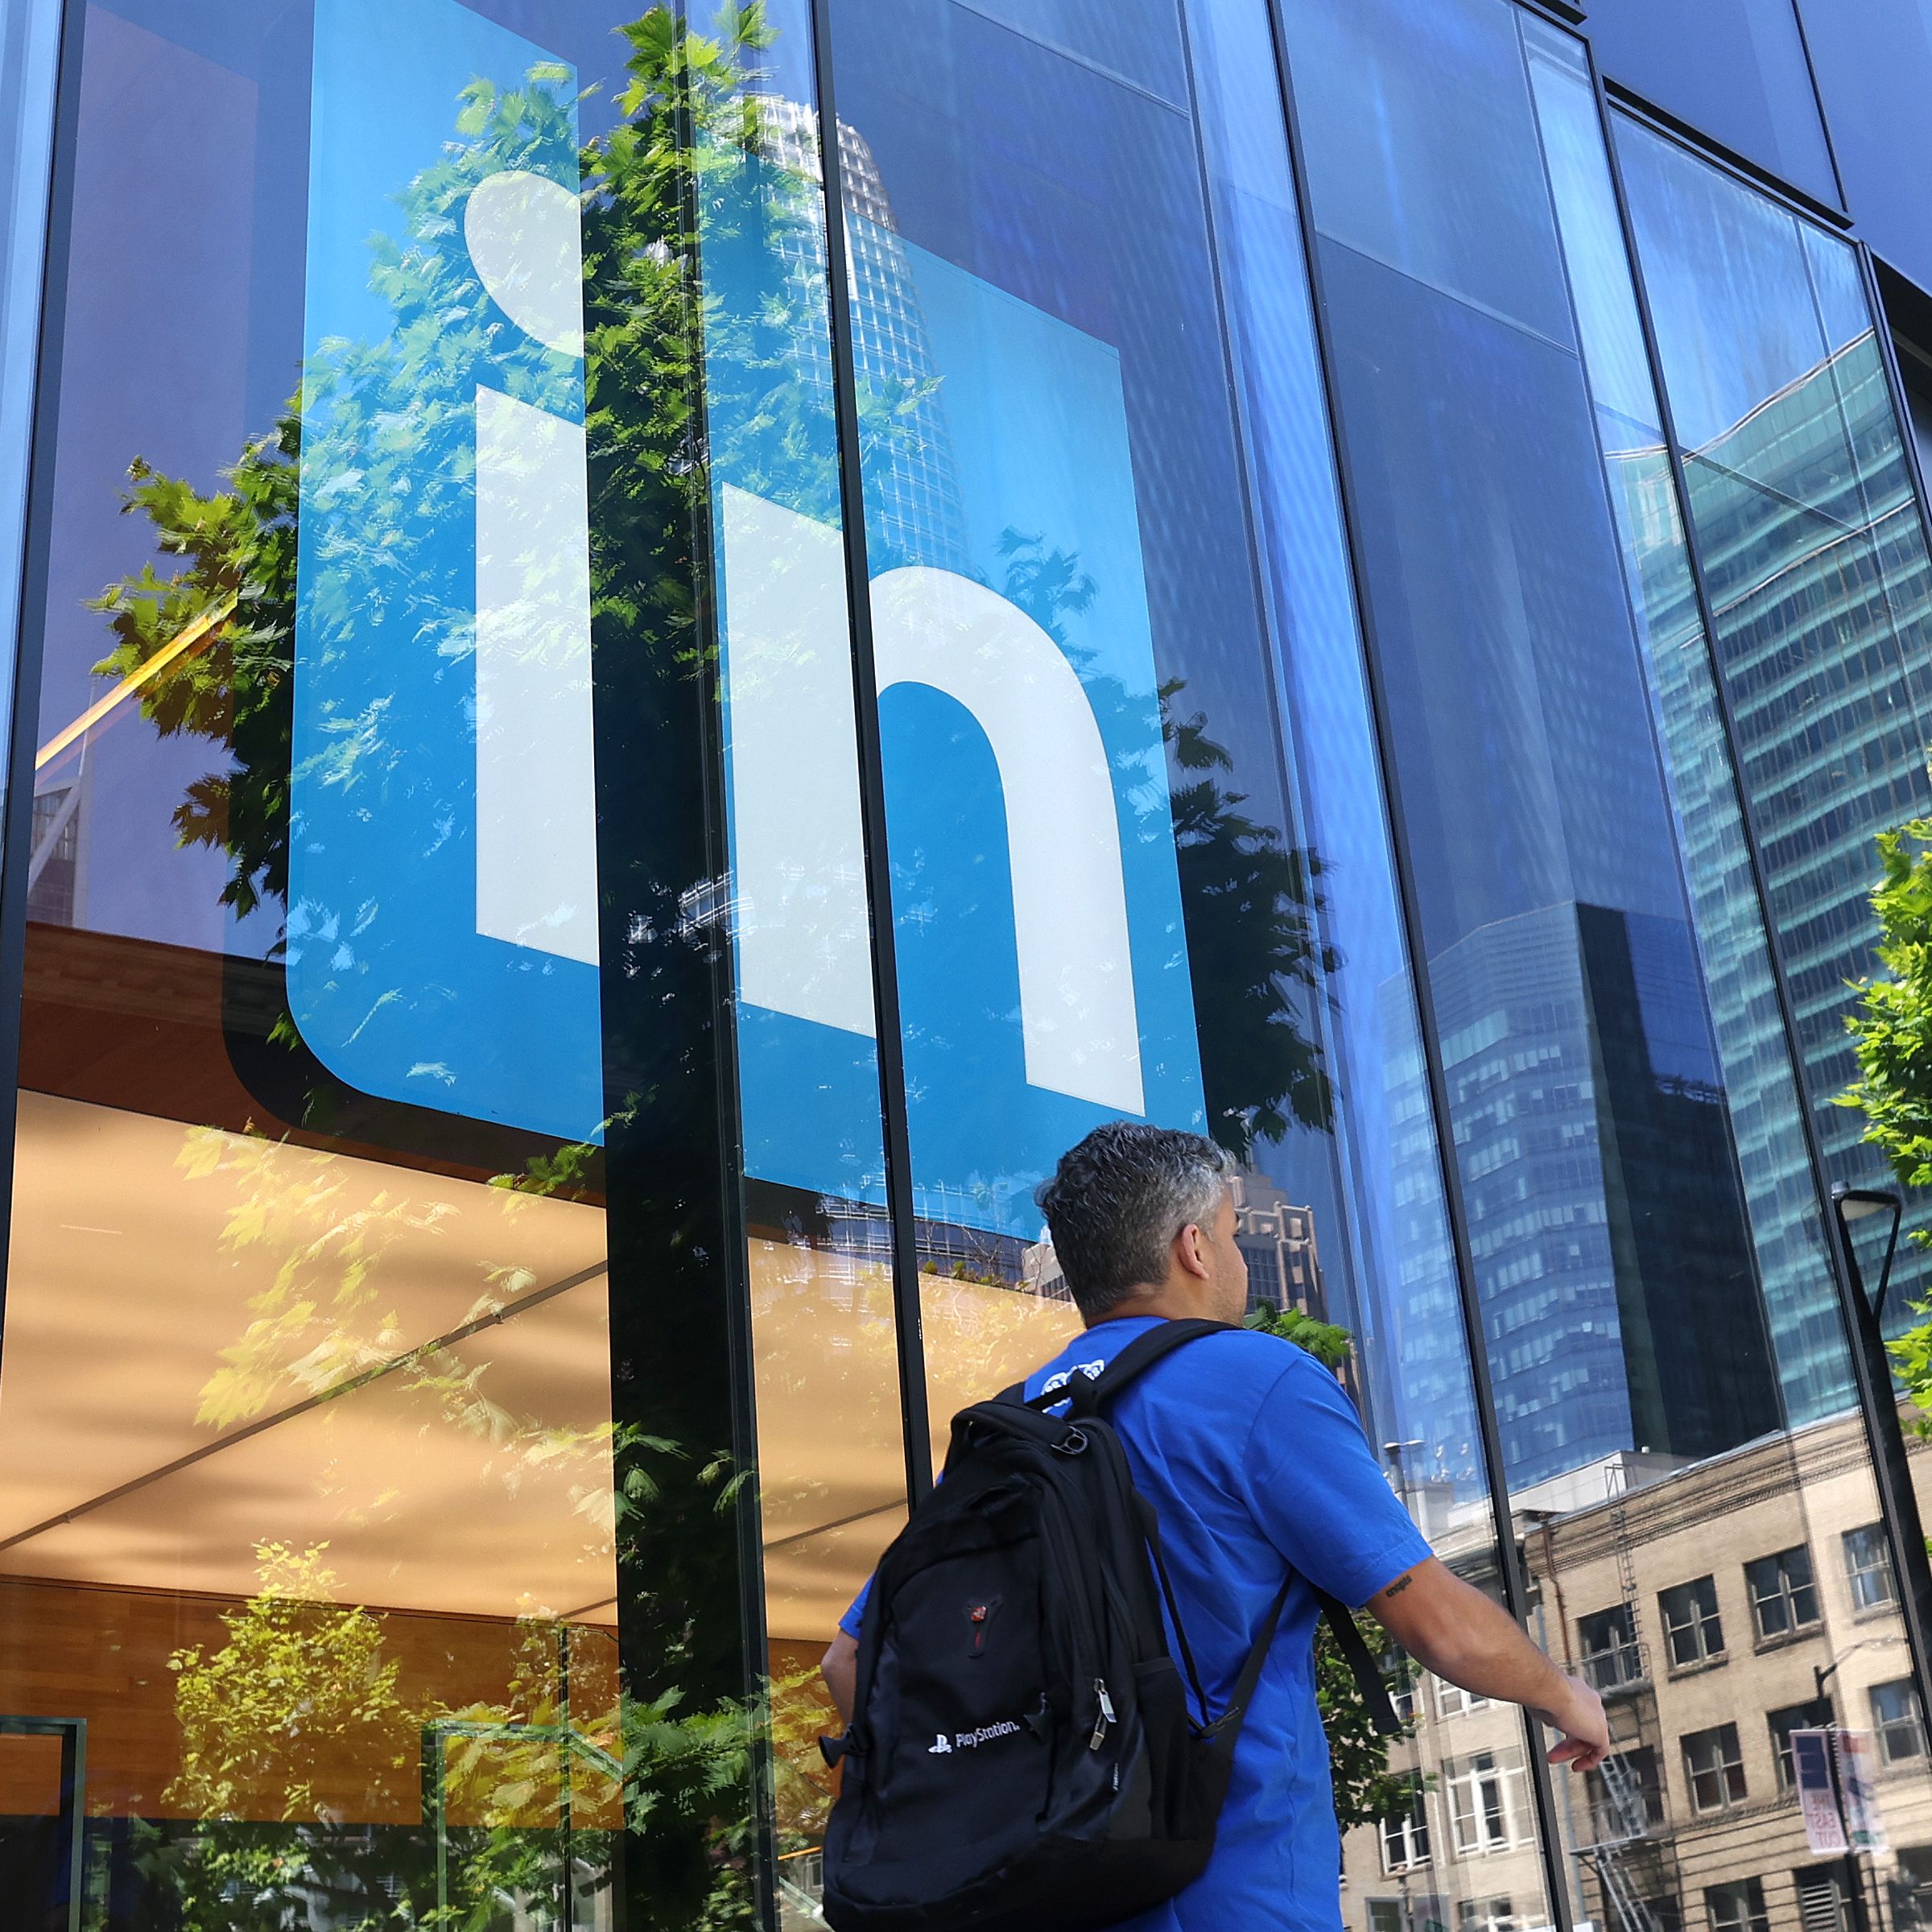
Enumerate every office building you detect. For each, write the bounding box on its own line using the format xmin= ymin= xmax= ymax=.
xmin=0 ymin=0 xmax=1930 ymax=1925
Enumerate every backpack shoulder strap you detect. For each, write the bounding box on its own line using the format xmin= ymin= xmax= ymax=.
xmin=1063 ymin=1316 xmax=1232 ymax=1415
xmin=1319 ymin=1591 xmax=1404 ymax=1736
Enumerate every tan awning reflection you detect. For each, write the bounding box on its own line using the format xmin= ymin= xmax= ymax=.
xmin=0 ymin=1090 xmax=1080 ymax=1641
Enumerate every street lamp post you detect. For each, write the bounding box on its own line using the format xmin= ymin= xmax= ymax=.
xmin=1828 ymin=1186 xmax=1932 ymax=1727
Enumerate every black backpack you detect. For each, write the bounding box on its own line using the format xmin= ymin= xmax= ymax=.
xmin=818 ymin=1318 xmax=1402 ymax=1932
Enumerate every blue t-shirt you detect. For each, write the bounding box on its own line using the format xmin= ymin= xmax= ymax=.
xmin=840 ymin=1317 xmax=1432 ymax=1932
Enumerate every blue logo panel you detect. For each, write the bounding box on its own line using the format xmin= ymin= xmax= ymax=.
xmin=710 ymin=170 xmax=1206 ymax=1235
xmin=292 ymin=0 xmax=600 ymax=1142
xmin=291 ymin=47 xmax=1204 ymax=1207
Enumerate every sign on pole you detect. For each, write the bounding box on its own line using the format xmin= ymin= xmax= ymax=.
xmin=1835 ymin=1731 xmax=1889 ymax=1854
xmin=1791 ymin=1730 xmax=1849 ymax=1856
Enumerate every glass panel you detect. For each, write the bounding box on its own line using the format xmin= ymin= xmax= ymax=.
xmin=1582 ymin=0 xmax=1839 ymax=211
xmin=1508 ymin=31 xmax=1932 ymax=1932
xmin=822 ymin=1 xmax=1540 ymax=1929
xmin=687 ymin=2 xmax=926 ymax=1889
xmin=1614 ymin=114 xmax=1932 ymax=1293
xmin=1791 ymin=0 xmax=1932 ymax=296
xmin=0 ymin=0 xmax=61 ymax=799
xmin=2 ymin=2 xmax=894 ymax=1922
xmin=1280 ymin=0 xmax=1783 ymax=1488
xmin=1525 ymin=18 xmax=1848 ymax=1426
xmin=1278 ymin=8 xmax=1932 ymax=1932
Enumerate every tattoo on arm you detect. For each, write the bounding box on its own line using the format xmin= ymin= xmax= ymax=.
xmin=1380 ymin=1573 xmax=1414 ymax=1600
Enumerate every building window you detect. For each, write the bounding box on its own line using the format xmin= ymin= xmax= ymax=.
xmin=1457 ymin=1899 xmax=1518 ymax=1932
xmin=1843 ymin=1525 xmax=1898 ymax=1613
xmin=1381 ymin=1781 xmax=1430 ymax=1873
xmin=1746 ymin=1546 xmax=1820 ymax=1641
xmin=1586 ymin=1746 xmax=1664 ymax=1842
xmin=1579 ymin=1604 xmax=1645 ymax=1690
xmin=1661 ymin=1575 xmax=1724 ymax=1668
xmin=1769 ymin=1699 xmax=1835 ymax=1789
xmin=1645 ymin=1901 xmax=1685 ymax=1932
xmin=1707 ymin=1879 xmax=1771 ymax=1932
xmin=1873 ymin=1680 xmax=1929 ymax=1764
xmin=1436 ymin=1676 xmax=1491 ymax=1718
xmin=1682 ymin=1723 xmax=1748 ymax=1813
xmin=1892 ymin=1847 xmax=1932 ymax=1932
xmin=1369 ymin=1902 xmax=1408 ymax=1932
xmin=1447 ymin=1751 xmax=1532 ymax=1855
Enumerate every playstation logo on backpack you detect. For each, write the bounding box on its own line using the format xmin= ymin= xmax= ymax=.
xmin=927 ymin=1720 xmax=1023 ymax=1757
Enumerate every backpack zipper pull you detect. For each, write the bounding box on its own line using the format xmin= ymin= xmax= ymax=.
xmin=1088 ymin=1678 xmax=1116 ymax=1751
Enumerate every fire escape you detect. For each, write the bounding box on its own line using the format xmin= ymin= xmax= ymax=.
xmin=1575 ymin=1501 xmax=1682 ymax=1932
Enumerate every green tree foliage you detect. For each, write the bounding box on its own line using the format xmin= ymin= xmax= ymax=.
xmin=1842 ymin=816 xmax=1932 ymax=1201
xmin=1840 ymin=811 xmax=1932 ymax=1423
xmin=1244 ymin=1302 xmax=1418 ymax=1829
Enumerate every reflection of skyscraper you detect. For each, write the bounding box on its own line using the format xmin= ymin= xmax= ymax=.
xmin=1603 ymin=427 xmax=1852 ymax=1434
xmin=1678 ymin=337 xmax=1932 ymax=1346
xmin=25 ymin=782 xmax=84 ymax=927
xmin=1389 ymin=902 xmax=1781 ymax=1493
xmin=753 ymin=100 xmax=971 ymax=575
xmin=1232 ymin=1170 xmax=1327 ymax=1323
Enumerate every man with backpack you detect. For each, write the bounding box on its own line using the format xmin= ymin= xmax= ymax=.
xmin=819 ymin=1121 xmax=1608 ymax=1932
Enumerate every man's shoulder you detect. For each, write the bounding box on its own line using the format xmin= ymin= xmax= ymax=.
xmin=1030 ymin=1320 xmax=1340 ymax=1413
xmin=1156 ymin=1323 xmax=1331 ymax=1404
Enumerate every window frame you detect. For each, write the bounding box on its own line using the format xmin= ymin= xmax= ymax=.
xmin=1745 ymin=1546 xmax=1821 ymax=1641
xmin=1380 ymin=1781 xmax=1432 ymax=1874
xmin=1447 ymin=1750 xmax=1533 ymax=1856
xmin=1661 ymin=1574 xmax=1725 ymax=1668
xmin=1872 ymin=1678 xmax=1929 ymax=1765
xmin=1707 ymin=1878 xmax=1771 ymax=1932
xmin=1769 ymin=1699 xmax=1837 ymax=1790
xmin=1843 ymin=1524 xmax=1899 ymax=1614
xmin=1682 ymin=1722 xmax=1748 ymax=1814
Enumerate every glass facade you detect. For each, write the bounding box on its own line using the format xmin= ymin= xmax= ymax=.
xmin=0 ymin=2 xmax=1928 ymax=1930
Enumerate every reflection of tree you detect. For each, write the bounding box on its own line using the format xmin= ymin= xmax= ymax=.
xmin=149 ymin=1543 xmax=442 ymax=1929
xmin=165 ymin=1544 xmax=418 ymax=1826
xmin=76 ymin=6 xmax=821 ymax=1924
xmin=151 ymin=1543 xmax=630 ymax=1930
xmin=996 ymin=531 xmax=1336 ymax=1160
xmin=1166 ymin=687 xmax=1336 ymax=1158
xmin=90 ymin=444 xmax=295 ymax=923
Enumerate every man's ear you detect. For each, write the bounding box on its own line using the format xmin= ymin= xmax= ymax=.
xmin=1173 ymin=1221 xmax=1212 ymax=1281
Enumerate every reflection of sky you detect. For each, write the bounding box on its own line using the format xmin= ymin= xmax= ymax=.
xmin=1522 ymin=24 xmax=1659 ymax=440
xmin=39 ymin=4 xmax=275 ymax=956
xmin=1616 ymin=117 xmax=1851 ymax=455
xmin=1281 ymin=0 xmax=1574 ymax=349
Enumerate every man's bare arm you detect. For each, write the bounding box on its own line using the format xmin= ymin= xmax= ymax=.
xmin=1368 ymin=1557 xmax=1609 ymax=1771
xmin=822 ymin=1630 xmax=858 ymax=1726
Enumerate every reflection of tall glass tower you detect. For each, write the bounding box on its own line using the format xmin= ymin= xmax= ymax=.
xmin=1686 ymin=341 xmax=1932 ymax=1157
xmin=754 ymin=99 xmax=971 ymax=575
xmin=1387 ymin=904 xmax=1782 ymax=1492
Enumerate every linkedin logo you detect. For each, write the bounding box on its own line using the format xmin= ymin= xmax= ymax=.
xmin=291 ymin=0 xmax=1203 ymax=1225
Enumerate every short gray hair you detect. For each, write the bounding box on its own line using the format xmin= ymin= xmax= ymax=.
xmin=1035 ymin=1122 xmax=1235 ymax=1323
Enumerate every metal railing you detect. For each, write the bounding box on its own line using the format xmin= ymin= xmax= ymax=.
xmin=1579 ymin=1641 xmax=1649 ymax=1694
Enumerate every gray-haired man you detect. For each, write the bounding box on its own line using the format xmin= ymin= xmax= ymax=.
xmin=823 ymin=1121 xmax=1605 ymax=1930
